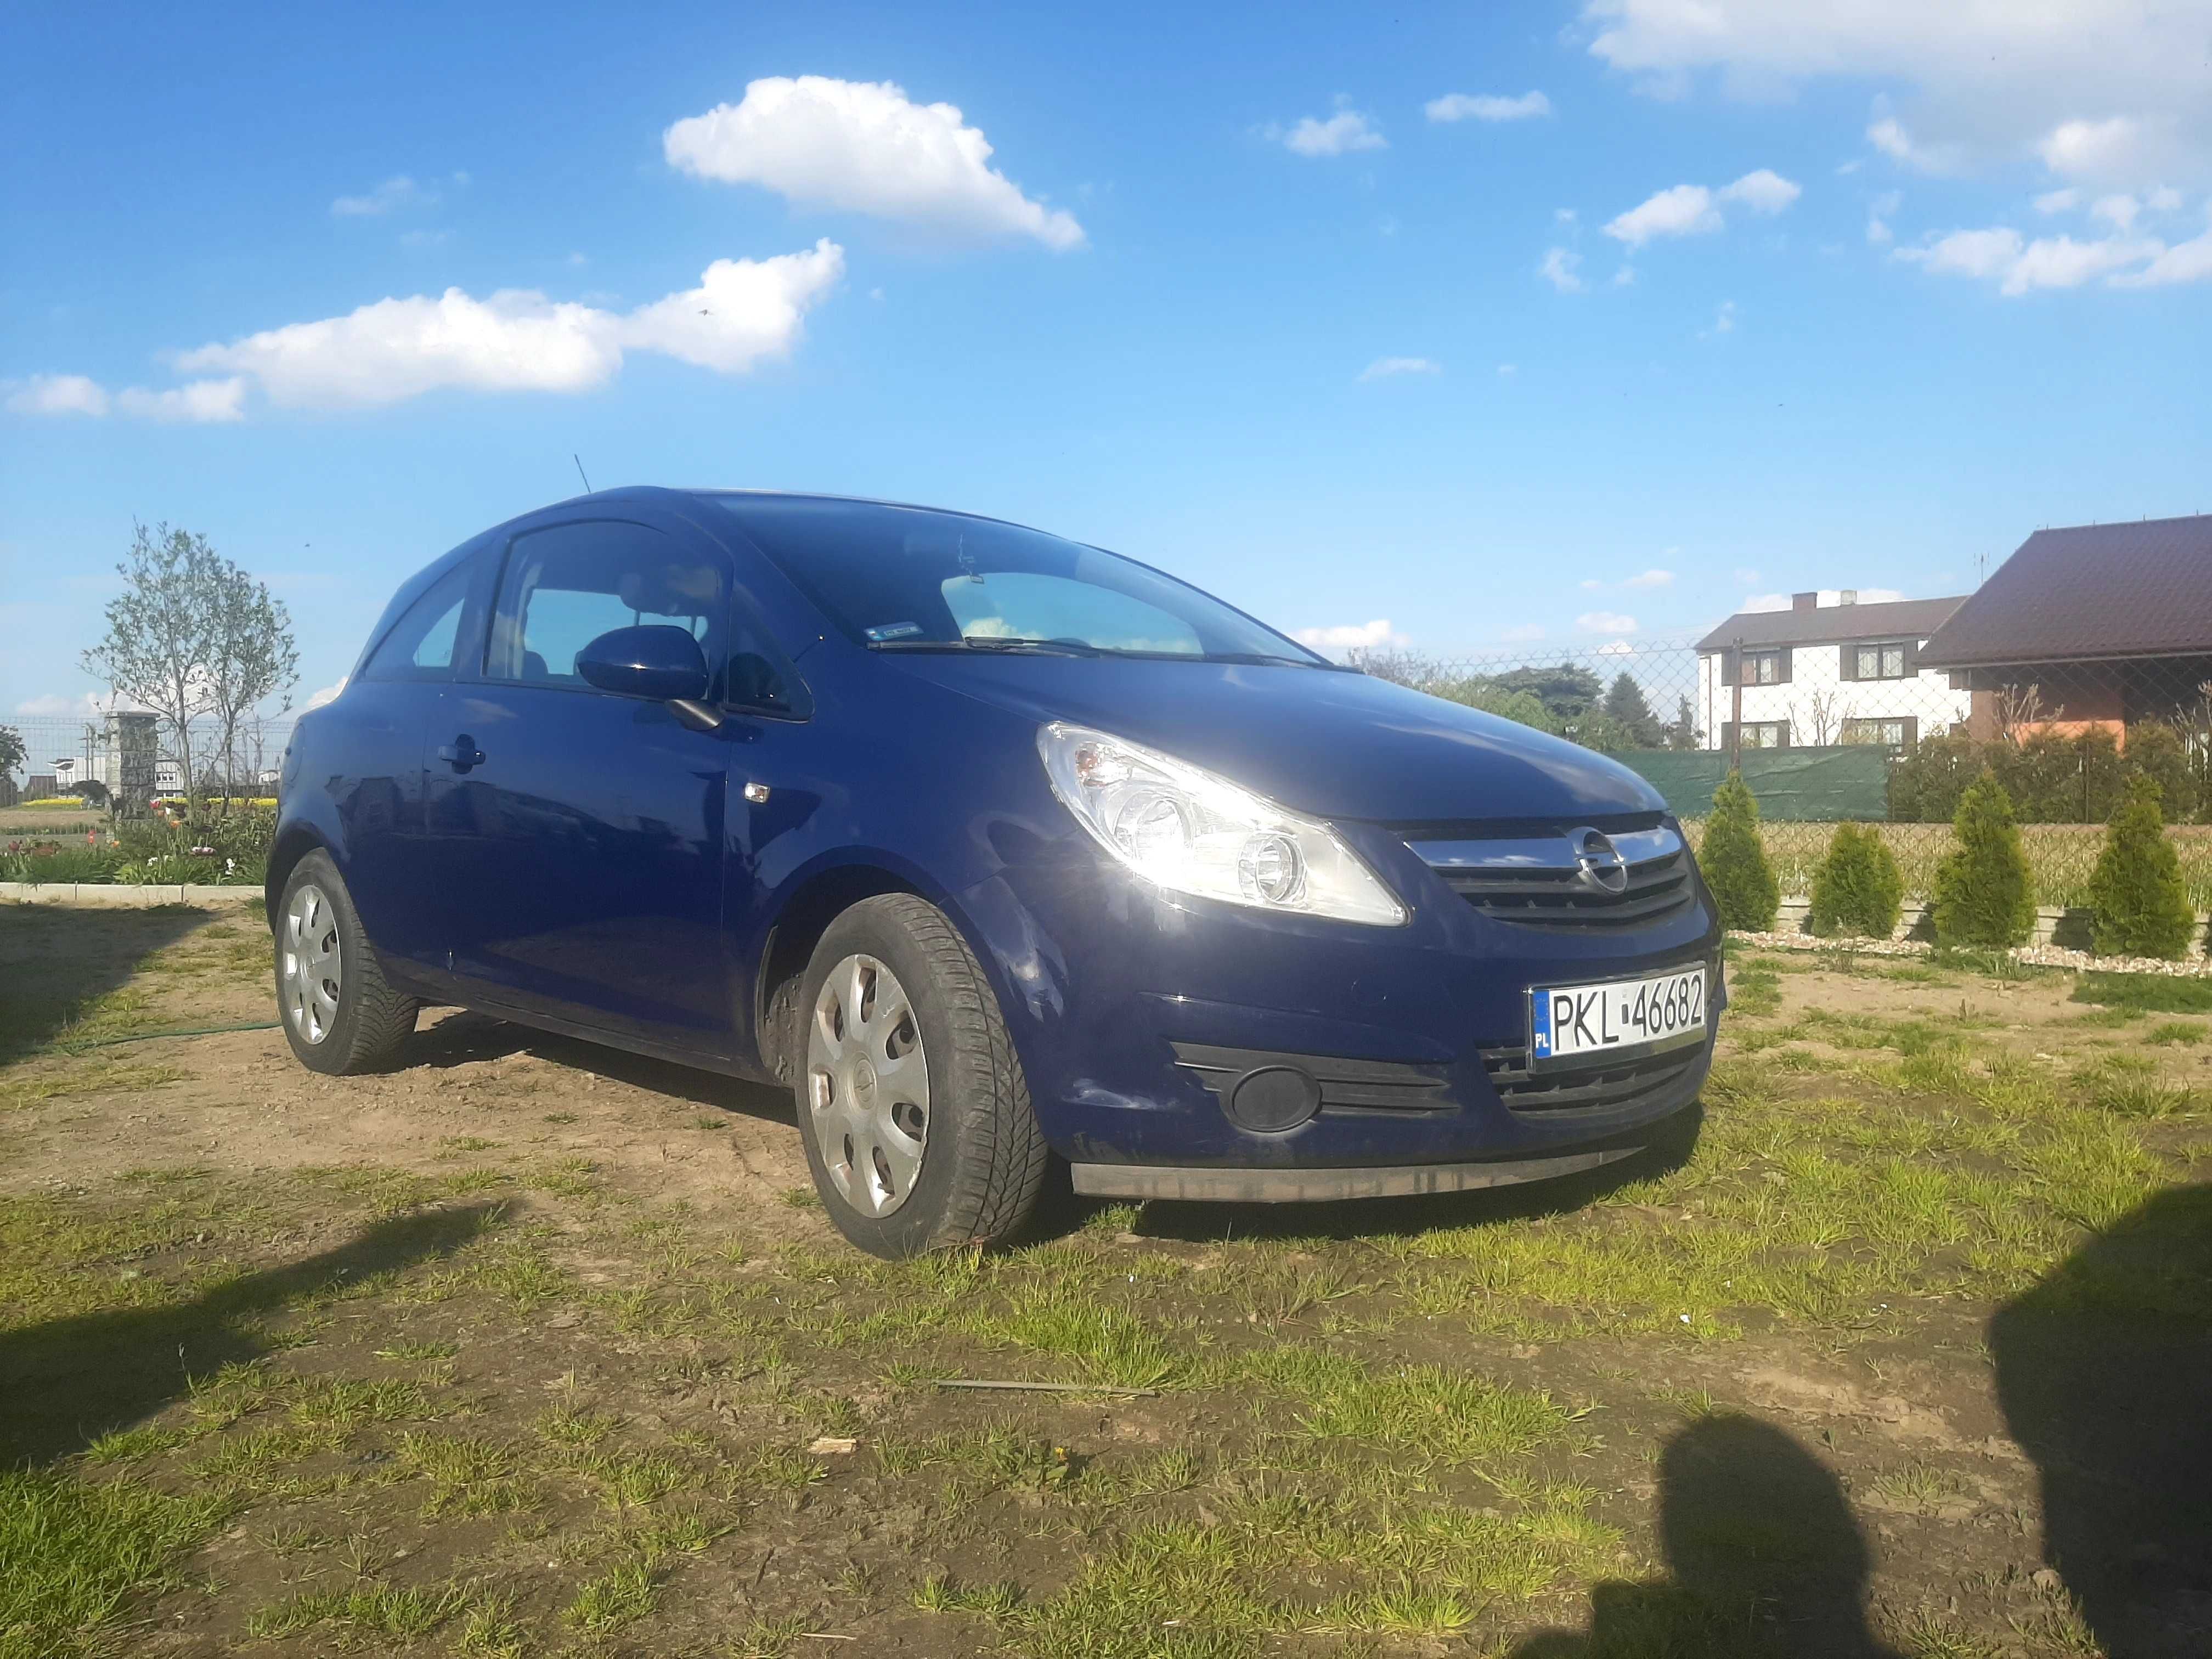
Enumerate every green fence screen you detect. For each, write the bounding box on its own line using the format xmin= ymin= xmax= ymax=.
xmin=1616 ymin=746 xmax=1893 ymax=822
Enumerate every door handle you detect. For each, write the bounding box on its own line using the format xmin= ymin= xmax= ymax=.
xmin=436 ymin=736 xmax=485 ymax=773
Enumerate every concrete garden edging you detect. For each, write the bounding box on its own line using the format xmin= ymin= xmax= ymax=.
xmin=0 ymin=881 xmax=261 ymax=908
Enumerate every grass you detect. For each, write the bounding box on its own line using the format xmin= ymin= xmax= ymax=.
xmin=2072 ymin=972 xmax=2212 ymax=1016
xmin=2 ymin=905 xmax=2206 ymax=1659
xmin=0 ymin=1471 xmax=234 ymax=1659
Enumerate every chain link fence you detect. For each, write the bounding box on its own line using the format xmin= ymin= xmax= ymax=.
xmin=1 ymin=714 xmax=296 ymax=817
xmin=1353 ymin=635 xmax=2212 ymax=911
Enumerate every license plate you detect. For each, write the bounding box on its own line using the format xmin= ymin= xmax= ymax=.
xmin=1531 ymin=964 xmax=1708 ymax=1065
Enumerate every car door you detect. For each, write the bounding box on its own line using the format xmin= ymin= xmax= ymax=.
xmin=329 ymin=550 xmax=490 ymax=976
xmin=421 ymin=512 xmax=740 ymax=1052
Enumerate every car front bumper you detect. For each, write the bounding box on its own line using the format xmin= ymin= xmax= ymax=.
xmin=954 ymin=822 xmax=1725 ymax=1186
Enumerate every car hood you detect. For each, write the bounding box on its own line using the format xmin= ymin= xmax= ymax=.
xmin=882 ymin=655 xmax=1666 ymax=824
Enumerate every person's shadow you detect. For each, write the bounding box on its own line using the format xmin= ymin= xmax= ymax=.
xmin=1511 ymin=1413 xmax=1905 ymax=1659
xmin=0 ymin=1203 xmax=501 ymax=1468
xmin=1990 ymin=1183 xmax=2212 ymax=1658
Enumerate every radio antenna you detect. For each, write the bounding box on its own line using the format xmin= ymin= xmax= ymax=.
xmin=573 ymin=453 xmax=592 ymax=493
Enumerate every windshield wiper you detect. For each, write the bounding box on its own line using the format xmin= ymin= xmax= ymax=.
xmin=1201 ymin=652 xmax=1345 ymax=670
xmin=868 ymin=636 xmax=1106 ymax=658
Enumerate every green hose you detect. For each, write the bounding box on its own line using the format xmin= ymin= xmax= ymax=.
xmin=60 ymin=1019 xmax=283 ymax=1052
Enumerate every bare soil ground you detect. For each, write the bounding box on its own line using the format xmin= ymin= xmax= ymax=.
xmin=2 ymin=904 xmax=2207 ymax=1659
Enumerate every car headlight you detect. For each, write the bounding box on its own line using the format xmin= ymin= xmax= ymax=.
xmin=1036 ymin=723 xmax=1407 ymax=926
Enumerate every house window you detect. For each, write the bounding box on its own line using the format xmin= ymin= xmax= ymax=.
xmin=1739 ymin=721 xmax=1789 ymax=749
xmin=1842 ymin=718 xmax=1909 ymax=748
xmin=1742 ymin=650 xmax=1784 ymax=685
xmin=1853 ymin=642 xmax=1910 ymax=680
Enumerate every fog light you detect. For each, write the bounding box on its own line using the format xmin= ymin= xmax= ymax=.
xmin=1226 ymin=1064 xmax=1322 ymax=1132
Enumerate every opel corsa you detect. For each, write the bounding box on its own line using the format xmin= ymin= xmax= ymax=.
xmin=271 ymin=490 xmax=1724 ymax=1256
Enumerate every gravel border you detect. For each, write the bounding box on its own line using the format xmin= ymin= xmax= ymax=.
xmin=1728 ymin=928 xmax=2212 ymax=978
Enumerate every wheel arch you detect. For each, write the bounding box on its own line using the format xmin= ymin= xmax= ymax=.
xmin=264 ymin=822 xmax=334 ymax=930
xmin=751 ymin=858 xmax=960 ymax=1085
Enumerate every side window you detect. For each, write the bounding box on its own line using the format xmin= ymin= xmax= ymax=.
xmin=360 ymin=561 xmax=473 ymax=682
xmin=487 ymin=522 xmax=730 ymax=691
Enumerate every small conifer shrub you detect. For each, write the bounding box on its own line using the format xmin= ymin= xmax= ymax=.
xmin=1932 ymin=771 xmax=2036 ymax=949
xmin=1700 ymin=772 xmax=1780 ymax=932
xmin=2087 ymin=774 xmax=2197 ymax=959
xmin=1808 ymin=822 xmax=1905 ymax=939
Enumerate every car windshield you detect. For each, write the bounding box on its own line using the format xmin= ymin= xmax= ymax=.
xmin=706 ymin=495 xmax=1330 ymax=665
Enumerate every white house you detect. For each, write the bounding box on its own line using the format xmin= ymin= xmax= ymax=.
xmin=1694 ymin=591 xmax=1973 ymax=753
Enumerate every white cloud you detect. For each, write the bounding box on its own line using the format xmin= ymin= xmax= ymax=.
xmin=1605 ymin=169 xmax=1799 ymax=246
xmin=331 ymin=175 xmax=431 ymax=217
xmin=1596 ymin=640 xmax=1637 ymax=657
xmin=1425 ymin=91 xmax=1551 ymax=123
xmin=1718 ymin=168 xmax=1801 ymax=214
xmin=1358 ymin=356 xmax=1440 ymax=380
xmin=1605 ymin=184 xmax=1718 ymax=245
xmin=2037 ymin=116 xmax=2149 ymax=181
xmin=1866 ymin=190 xmax=1901 ymax=245
xmin=1741 ymin=592 xmax=1790 ymax=613
xmin=1865 ymin=116 xmax=1965 ymax=175
xmin=2114 ymin=219 xmax=2212 ymax=286
xmin=1266 ymin=103 xmax=1386 ymax=157
xmin=1733 ymin=566 xmax=1762 ymax=585
xmin=1292 ymin=619 xmax=1405 ymax=653
xmin=1576 ymin=611 xmax=1639 ymax=635
xmin=1497 ymin=362 xmax=1517 ymax=376
xmin=1897 ymin=222 xmax=2194 ymax=293
xmin=1582 ymin=1 xmax=2212 ymax=184
xmin=5 ymin=373 xmax=109 ymax=416
xmin=165 ymin=241 xmax=843 ymax=409
xmin=1538 ymin=246 xmax=1585 ymax=291
xmin=115 ymin=377 xmax=249 ymax=424
xmin=302 ymin=679 xmax=347 ymax=711
xmin=2034 ymin=188 xmax=2082 ymax=214
xmin=1703 ymin=300 xmax=1738 ymax=335
xmin=664 ymin=76 xmax=1082 ymax=250
xmin=14 ymin=692 xmax=111 ymax=718
xmin=1499 ymin=623 xmax=1546 ymax=642
xmin=2091 ymin=193 xmax=2141 ymax=230
xmin=1612 ymin=263 xmax=1637 ymax=285
xmin=1624 ymin=568 xmax=1675 ymax=589
xmin=1555 ymin=207 xmax=1578 ymax=223
xmin=2148 ymin=185 xmax=2184 ymax=211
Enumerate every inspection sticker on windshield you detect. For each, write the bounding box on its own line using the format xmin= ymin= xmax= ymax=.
xmin=1530 ymin=964 xmax=1707 ymax=1065
xmin=865 ymin=621 xmax=923 ymax=642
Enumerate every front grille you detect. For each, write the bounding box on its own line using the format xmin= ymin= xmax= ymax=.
xmin=1436 ymin=849 xmax=1697 ymax=929
xmin=1170 ymin=1042 xmax=1452 ymax=1116
xmin=1479 ymin=1040 xmax=1705 ymax=1118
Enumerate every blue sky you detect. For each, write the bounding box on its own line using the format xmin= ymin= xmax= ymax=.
xmin=5 ymin=1 xmax=2209 ymax=716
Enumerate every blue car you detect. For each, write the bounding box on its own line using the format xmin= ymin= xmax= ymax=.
xmin=272 ymin=489 xmax=1722 ymax=1256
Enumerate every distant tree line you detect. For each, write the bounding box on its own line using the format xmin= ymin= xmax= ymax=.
xmin=1346 ymin=650 xmax=1700 ymax=754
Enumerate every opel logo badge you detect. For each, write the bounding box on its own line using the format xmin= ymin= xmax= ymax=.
xmin=1570 ymin=828 xmax=1629 ymax=894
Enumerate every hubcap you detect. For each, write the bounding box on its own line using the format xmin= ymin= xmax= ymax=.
xmin=804 ymin=953 xmax=928 ymax=1217
xmin=280 ymin=883 xmax=342 ymax=1045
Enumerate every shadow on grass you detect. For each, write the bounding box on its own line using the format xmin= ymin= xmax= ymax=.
xmin=405 ymin=1009 xmax=794 ymax=1121
xmin=1990 ymin=1183 xmax=2212 ymax=1659
xmin=0 ymin=904 xmax=211 ymax=1065
xmin=1511 ymin=1413 xmax=1905 ymax=1659
xmin=0 ymin=1203 xmax=502 ymax=1469
xmin=1107 ymin=1102 xmax=1704 ymax=1246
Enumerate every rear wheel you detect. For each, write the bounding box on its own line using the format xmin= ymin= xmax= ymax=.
xmin=274 ymin=850 xmax=418 ymax=1075
xmin=795 ymin=894 xmax=1051 ymax=1258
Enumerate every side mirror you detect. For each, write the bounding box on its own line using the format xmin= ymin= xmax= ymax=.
xmin=575 ymin=625 xmax=710 ymax=703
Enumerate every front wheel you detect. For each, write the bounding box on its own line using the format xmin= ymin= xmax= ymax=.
xmin=274 ymin=849 xmax=419 ymax=1075
xmin=795 ymin=894 xmax=1051 ymax=1258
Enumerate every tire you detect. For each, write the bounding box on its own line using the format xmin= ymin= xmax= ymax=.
xmin=794 ymin=893 xmax=1051 ymax=1258
xmin=273 ymin=849 xmax=419 ymax=1075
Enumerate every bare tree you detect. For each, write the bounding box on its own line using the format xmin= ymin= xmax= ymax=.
xmin=82 ymin=523 xmax=222 ymax=814
xmin=204 ymin=561 xmax=297 ymax=803
xmin=1344 ymin=646 xmax=1442 ymax=689
xmin=1795 ymin=689 xmax=1844 ymax=746
xmin=1993 ymin=681 xmax=2057 ymax=743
